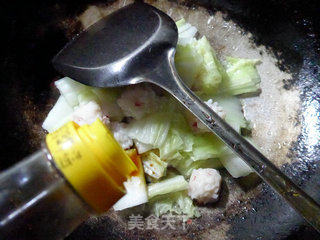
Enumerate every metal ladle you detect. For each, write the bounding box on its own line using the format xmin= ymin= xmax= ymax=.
xmin=52 ymin=2 xmax=320 ymax=232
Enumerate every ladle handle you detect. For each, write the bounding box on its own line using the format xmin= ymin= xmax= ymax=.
xmin=151 ymin=49 xmax=320 ymax=232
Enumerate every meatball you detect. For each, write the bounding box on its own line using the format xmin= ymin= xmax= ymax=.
xmin=188 ymin=168 xmax=222 ymax=204
xmin=117 ymin=85 xmax=160 ymax=120
xmin=110 ymin=122 xmax=133 ymax=150
xmin=72 ymin=101 xmax=109 ymax=126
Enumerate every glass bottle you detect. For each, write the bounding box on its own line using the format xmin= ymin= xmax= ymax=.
xmin=0 ymin=119 xmax=137 ymax=240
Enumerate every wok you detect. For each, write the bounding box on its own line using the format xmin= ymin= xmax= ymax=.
xmin=1 ymin=0 xmax=320 ymax=239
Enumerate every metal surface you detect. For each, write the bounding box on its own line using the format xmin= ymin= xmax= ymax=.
xmin=52 ymin=2 xmax=320 ymax=233
xmin=1 ymin=0 xmax=320 ymax=239
xmin=52 ymin=3 xmax=177 ymax=88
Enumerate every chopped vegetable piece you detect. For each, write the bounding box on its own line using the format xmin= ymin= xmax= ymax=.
xmin=175 ymin=19 xmax=228 ymax=94
xmin=205 ymin=99 xmax=226 ymax=118
xmin=113 ymin=149 xmax=148 ymax=211
xmin=150 ymin=191 xmax=200 ymax=218
xmin=177 ymin=158 xmax=223 ymax=178
xmin=142 ymin=151 xmax=167 ymax=179
xmin=221 ymin=57 xmax=261 ymax=95
xmin=215 ymin=96 xmax=248 ymax=133
xmin=175 ymin=36 xmax=225 ymax=94
xmin=55 ymin=77 xmax=89 ymax=107
xmin=219 ymin=146 xmax=253 ymax=178
xmin=113 ymin=176 xmax=147 ymax=211
xmin=159 ymin=129 xmax=185 ymax=161
xmin=175 ymin=42 xmax=202 ymax=87
xmin=189 ymin=133 xmax=223 ymax=161
xmin=176 ymin=18 xmax=198 ymax=46
xmin=46 ymin=77 xmax=123 ymax=131
xmin=159 ymin=115 xmax=224 ymax=178
xmin=159 ymin=113 xmax=191 ymax=160
xmin=91 ymin=87 xmax=123 ymax=121
xmin=192 ymin=36 xmax=223 ymax=94
xmin=148 ymin=175 xmax=188 ymax=199
xmin=170 ymin=153 xmax=223 ymax=178
xmin=134 ymin=140 xmax=154 ymax=154
xmin=175 ymin=18 xmax=186 ymax=28
xmin=126 ymin=112 xmax=171 ymax=148
xmin=56 ymin=77 xmax=123 ymax=119
xmin=42 ymin=96 xmax=73 ymax=133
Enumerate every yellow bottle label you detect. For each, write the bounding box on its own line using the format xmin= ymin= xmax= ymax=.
xmin=46 ymin=119 xmax=137 ymax=213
